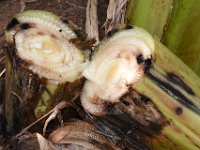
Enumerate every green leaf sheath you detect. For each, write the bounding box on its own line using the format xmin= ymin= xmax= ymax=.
xmin=126 ymin=0 xmax=200 ymax=76
xmin=134 ymin=38 xmax=200 ymax=149
xmin=126 ymin=0 xmax=173 ymax=39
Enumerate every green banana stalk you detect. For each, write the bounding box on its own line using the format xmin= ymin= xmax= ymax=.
xmin=135 ymin=38 xmax=200 ymax=150
xmin=126 ymin=1 xmax=200 ymax=148
xmin=126 ymin=0 xmax=200 ymax=77
xmin=126 ymin=0 xmax=173 ymax=39
xmin=161 ymin=0 xmax=200 ymax=76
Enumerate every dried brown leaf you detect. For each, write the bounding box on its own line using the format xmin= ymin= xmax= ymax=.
xmin=103 ymin=0 xmax=129 ymax=34
xmin=49 ymin=120 xmax=120 ymax=150
xmin=85 ymin=0 xmax=99 ymax=44
xmin=16 ymin=133 xmax=65 ymax=150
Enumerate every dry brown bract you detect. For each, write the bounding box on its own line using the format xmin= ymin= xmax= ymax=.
xmin=49 ymin=120 xmax=119 ymax=150
xmin=16 ymin=120 xmax=120 ymax=150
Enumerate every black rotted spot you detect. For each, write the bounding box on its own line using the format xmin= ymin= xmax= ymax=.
xmin=147 ymin=72 xmax=200 ymax=115
xmin=176 ymin=107 xmax=183 ymax=115
xmin=73 ymin=29 xmax=81 ymax=36
xmin=20 ymin=23 xmax=30 ymax=30
xmin=136 ymin=54 xmax=144 ymax=64
xmin=126 ymin=24 xmax=134 ymax=29
xmin=72 ymin=29 xmax=86 ymax=41
xmin=107 ymin=28 xmax=119 ymax=38
xmin=61 ymin=18 xmax=69 ymax=24
xmin=144 ymin=58 xmax=152 ymax=72
xmin=6 ymin=18 xmax=20 ymax=30
xmin=166 ymin=72 xmax=195 ymax=96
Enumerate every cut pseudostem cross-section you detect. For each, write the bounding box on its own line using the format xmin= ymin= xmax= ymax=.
xmin=81 ymin=27 xmax=154 ymax=115
xmin=5 ymin=10 xmax=88 ymax=84
xmin=4 ymin=10 xmax=90 ymax=131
